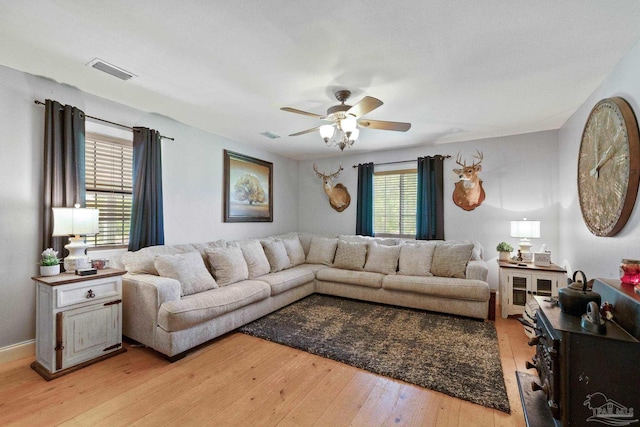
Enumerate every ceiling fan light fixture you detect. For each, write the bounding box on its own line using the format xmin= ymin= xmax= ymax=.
xmin=349 ymin=128 xmax=359 ymax=142
xmin=319 ymin=124 xmax=335 ymax=143
xmin=339 ymin=116 xmax=357 ymax=133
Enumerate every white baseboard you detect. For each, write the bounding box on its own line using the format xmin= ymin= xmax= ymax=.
xmin=0 ymin=340 xmax=35 ymax=365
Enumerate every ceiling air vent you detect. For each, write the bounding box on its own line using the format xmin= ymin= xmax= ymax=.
xmin=260 ymin=131 xmax=281 ymax=139
xmin=86 ymin=58 xmax=136 ymax=81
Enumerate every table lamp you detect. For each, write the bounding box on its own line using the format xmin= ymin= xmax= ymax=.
xmin=52 ymin=204 xmax=99 ymax=271
xmin=510 ymin=218 xmax=540 ymax=253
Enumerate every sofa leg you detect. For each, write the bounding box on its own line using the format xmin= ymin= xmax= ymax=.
xmin=488 ymin=291 xmax=496 ymax=321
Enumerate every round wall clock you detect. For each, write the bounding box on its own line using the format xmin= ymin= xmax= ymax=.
xmin=577 ymin=97 xmax=640 ymax=236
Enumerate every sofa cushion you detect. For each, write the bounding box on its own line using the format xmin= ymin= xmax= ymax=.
xmin=157 ymin=280 xmax=270 ymax=332
xmin=121 ymin=245 xmax=186 ymax=275
xmin=306 ymin=236 xmax=338 ymax=265
xmin=232 ymin=239 xmax=271 ymax=278
xmin=332 ymin=240 xmax=368 ymax=271
xmin=205 ymin=246 xmax=249 ymax=286
xmin=256 ymin=266 xmax=315 ymax=296
xmin=382 ymin=275 xmax=489 ymax=301
xmin=153 ymin=251 xmax=218 ymax=297
xmin=278 ymin=236 xmax=306 ymax=266
xmin=398 ymin=242 xmax=437 ymax=276
xmin=431 ymin=242 xmax=474 ymax=278
xmin=338 ymin=235 xmax=400 ymax=246
xmin=261 ymin=240 xmax=291 ymax=273
xmin=316 ymin=267 xmax=385 ymax=288
xmin=364 ymin=243 xmax=401 ymax=274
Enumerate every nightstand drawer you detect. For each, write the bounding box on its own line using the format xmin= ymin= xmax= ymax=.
xmin=56 ymin=277 xmax=121 ymax=309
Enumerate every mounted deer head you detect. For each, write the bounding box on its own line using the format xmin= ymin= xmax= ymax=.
xmin=313 ymin=164 xmax=351 ymax=212
xmin=452 ymin=150 xmax=486 ymax=211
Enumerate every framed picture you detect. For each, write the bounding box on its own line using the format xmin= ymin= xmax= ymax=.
xmin=223 ymin=150 xmax=273 ymax=222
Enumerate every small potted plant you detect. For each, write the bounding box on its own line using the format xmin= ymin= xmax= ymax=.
xmin=40 ymin=248 xmax=60 ymax=276
xmin=496 ymin=242 xmax=513 ymax=261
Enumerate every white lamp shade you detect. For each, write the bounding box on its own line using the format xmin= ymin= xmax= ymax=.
xmin=319 ymin=124 xmax=335 ymax=141
xmin=510 ymin=220 xmax=540 ymax=239
xmin=349 ymin=128 xmax=359 ymax=142
xmin=340 ymin=116 xmax=357 ymax=133
xmin=52 ymin=207 xmax=100 ymax=236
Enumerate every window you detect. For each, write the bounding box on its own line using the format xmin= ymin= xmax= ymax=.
xmin=85 ymin=133 xmax=133 ymax=248
xmin=373 ymin=169 xmax=417 ymax=237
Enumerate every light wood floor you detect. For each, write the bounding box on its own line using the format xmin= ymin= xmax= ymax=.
xmin=0 ymin=306 xmax=534 ymax=426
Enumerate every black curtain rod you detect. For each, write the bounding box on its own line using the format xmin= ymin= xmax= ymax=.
xmin=34 ymin=100 xmax=175 ymax=141
xmin=351 ymin=155 xmax=451 ymax=168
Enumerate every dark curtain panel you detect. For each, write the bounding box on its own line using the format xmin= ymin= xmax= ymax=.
xmin=128 ymin=127 xmax=164 ymax=251
xmin=42 ymin=99 xmax=86 ymax=256
xmin=355 ymin=162 xmax=374 ymax=236
xmin=416 ymin=156 xmax=445 ymax=240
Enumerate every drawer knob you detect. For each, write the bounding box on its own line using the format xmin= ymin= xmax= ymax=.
xmin=86 ymin=289 xmax=95 ymax=299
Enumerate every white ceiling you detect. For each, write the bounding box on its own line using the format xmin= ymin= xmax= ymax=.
xmin=2 ymin=1 xmax=640 ymax=160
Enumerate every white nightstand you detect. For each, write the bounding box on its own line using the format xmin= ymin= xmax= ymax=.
xmin=497 ymin=261 xmax=566 ymax=319
xmin=31 ymin=268 xmax=127 ymax=380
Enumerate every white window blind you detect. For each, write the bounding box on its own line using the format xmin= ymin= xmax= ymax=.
xmin=373 ymin=169 xmax=417 ymax=237
xmin=85 ymin=134 xmax=133 ymax=248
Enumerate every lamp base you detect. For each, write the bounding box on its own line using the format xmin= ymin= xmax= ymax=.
xmin=518 ymin=238 xmax=533 ymax=253
xmin=63 ymin=236 xmax=91 ymax=271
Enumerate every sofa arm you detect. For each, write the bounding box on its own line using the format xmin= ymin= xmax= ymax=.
xmin=466 ymin=260 xmax=488 ymax=282
xmin=122 ymin=274 xmax=181 ymax=348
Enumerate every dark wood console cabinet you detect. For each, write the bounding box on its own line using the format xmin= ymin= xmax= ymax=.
xmin=518 ymin=278 xmax=640 ymax=426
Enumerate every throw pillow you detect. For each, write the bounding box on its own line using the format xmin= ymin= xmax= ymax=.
xmin=430 ymin=242 xmax=474 ymax=278
xmin=278 ymin=236 xmax=306 ymax=266
xmin=154 ymin=252 xmax=218 ymax=297
xmin=332 ymin=240 xmax=367 ymax=271
xmin=306 ymin=236 xmax=338 ymax=265
xmin=231 ymin=239 xmax=271 ymax=278
xmin=261 ymin=240 xmax=291 ymax=273
xmin=121 ymin=250 xmax=158 ymax=275
xmin=205 ymin=246 xmax=249 ymax=286
xmin=364 ymin=243 xmax=401 ymax=274
xmin=398 ymin=242 xmax=437 ymax=276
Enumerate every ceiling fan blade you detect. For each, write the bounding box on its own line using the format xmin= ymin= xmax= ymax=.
xmin=289 ymin=126 xmax=321 ymax=137
xmin=347 ymin=96 xmax=383 ymax=118
xmin=359 ymin=119 xmax=412 ymax=132
xmin=280 ymin=107 xmax=324 ymax=119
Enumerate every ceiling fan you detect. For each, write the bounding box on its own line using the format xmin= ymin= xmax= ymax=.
xmin=281 ymin=89 xmax=411 ymax=151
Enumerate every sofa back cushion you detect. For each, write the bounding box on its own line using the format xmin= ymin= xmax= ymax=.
xmin=398 ymin=242 xmax=437 ymax=276
xmin=154 ymin=251 xmax=218 ymax=296
xmin=430 ymin=242 xmax=474 ymax=278
xmin=306 ymin=236 xmax=338 ymax=265
xmin=230 ymin=239 xmax=271 ymax=278
xmin=364 ymin=243 xmax=401 ymax=274
xmin=261 ymin=240 xmax=291 ymax=273
xmin=277 ymin=236 xmax=306 ymax=266
xmin=205 ymin=246 xmax=249 ymax=286
xmin=333 ymin=240 xmax=368 ymax=271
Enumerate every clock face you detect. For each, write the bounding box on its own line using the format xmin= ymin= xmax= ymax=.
xmin=577 ymin=97 xmax=640 ymax=236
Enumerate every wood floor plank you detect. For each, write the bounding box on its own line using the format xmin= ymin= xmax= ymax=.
xmin=66 ymin=333 xmax=256 ymax=426
xmin=126 ymin=338 xmax=298 ymax=426
xmin=283 ymin=363 xmax=357 ymax=426
xmin=0 ymin=301 xmax=533 ymax=426
xmin=311 ymin=371 xmax=379 ymax=426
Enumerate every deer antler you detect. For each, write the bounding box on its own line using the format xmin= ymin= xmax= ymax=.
xmin=472 ymin=150 xmax=483 ymax=167
xmin=455 ymin=153 xmax=467 ymax=167
xmin=313 ymin=164 xmax=343 ymax=180
xmin=313 ymin=163 xmax=324 ymax=178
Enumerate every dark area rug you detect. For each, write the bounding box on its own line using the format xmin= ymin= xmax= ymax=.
xmin=239 ymin=294 xmax=510 ymax=413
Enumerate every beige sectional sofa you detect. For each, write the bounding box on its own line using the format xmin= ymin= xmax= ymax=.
xmin=111 ymin=232 xmax=490 ymax=360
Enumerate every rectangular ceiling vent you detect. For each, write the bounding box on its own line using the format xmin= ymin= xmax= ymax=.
xmin=260 ymin=131 xmax=281 ymax=139
xmin=86 ymin=58 xmax=136 ymax=81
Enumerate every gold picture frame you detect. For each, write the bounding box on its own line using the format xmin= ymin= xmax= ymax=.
xmin=223 ymin=150 xmax=273 ymax=222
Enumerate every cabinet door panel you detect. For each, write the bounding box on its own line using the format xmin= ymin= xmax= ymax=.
xmin=60 ymin=303 xmax=119 ymax=369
